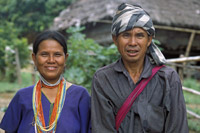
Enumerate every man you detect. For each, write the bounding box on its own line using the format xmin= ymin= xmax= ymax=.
xmin=91 ymin=3 xmax=188 ymax=133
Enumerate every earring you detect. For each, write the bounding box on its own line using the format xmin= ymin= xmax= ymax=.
xmin=63 ymin=65 xmax=66 ymax=73
xmin=34 ymin=66 xmax=37 ymax=71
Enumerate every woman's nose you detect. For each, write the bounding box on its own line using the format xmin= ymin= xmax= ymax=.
xmin=48 ymin=55 xmax=55 ymax=63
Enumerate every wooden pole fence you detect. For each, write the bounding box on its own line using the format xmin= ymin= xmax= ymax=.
xmin=182 ymin=86 xmax=200 ymax=96
xmin=166 ymin=56 xmax=200 ymax=63
xmin=167 ymin=62 xmax=200 ymax=70
xmin=182 ymin=86 xmax=200 ymax=119
xmin=187 ymin=110 xmax=200 ymax=119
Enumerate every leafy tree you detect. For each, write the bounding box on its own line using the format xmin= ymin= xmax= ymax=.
xmin=64 ymin=27 xmax=120 ymax=91
xmin=0 ymin=0 xmax=76 ymax=82
xmin=0 ymin=21 xmax=29 ymax=82
xmin=0 ymin=0 xmax=76 ymax=38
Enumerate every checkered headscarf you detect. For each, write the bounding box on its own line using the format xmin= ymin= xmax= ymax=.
xmin=111 ymin=3 xmax=166 ymax=65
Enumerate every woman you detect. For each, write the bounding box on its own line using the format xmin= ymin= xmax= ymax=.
xmin=0 ymin=30 xmax=91 ymax=133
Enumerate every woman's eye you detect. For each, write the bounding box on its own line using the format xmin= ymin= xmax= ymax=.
xmin=55 ymin=53 xmax=62 ymax=57
xmin=41 ymin=53 xmax=48 ymax=56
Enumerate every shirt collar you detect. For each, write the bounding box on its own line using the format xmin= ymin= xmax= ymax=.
xmin=113 ymin=57 xmax=127 ymax=73
xmin=141 ymin=55 xmax=154 ymax=79
xmin=114 ymin=55 xmax=154 ymax=79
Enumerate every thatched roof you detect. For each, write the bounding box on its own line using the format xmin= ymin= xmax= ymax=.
xmin=52 ymin=0 xmax=200 ymax=30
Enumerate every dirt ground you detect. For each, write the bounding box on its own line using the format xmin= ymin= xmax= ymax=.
xmin=0 ymin=93 xmax=14 ymax=133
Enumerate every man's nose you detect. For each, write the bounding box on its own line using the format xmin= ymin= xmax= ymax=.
xmin=128 ymin=36 xmax=137 ymax=46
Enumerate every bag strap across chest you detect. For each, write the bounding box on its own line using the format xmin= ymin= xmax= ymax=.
xmin=115 ymin=65 xmax=164 ymax=131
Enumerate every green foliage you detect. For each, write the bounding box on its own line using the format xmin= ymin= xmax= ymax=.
xmin=64 ymin=27 xmax=119 ymax=90
xmin=0 ymin=72 xmax=33 ymax=93
xmin=187 ymin=116 xmax=200 ymax=132
xmin=0 ymin=0 xmax=76 ymax=82
xmin=0 ymin=0 xmax=75 ymax=36
xmin=183 ymin=78 xmax=200 ymax=91
xmin=184 ymin=91 xmax=200 ymax=105
xmin=0 ymin=21 xmax=30 ymax=82
xmin=152 ymin=39 xmax=163 ymax=51
xmin=183 ymin=78 xmax=200 ymax=132
xmin=0 ymin=107 xmax=7 ymax=112
xmin=0 ymin=0 xmax=76 ymax=81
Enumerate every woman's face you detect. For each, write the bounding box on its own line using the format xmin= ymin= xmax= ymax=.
xmin=32 ymin=39 xmax=68 ymax=84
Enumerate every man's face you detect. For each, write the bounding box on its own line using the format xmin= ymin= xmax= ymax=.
xmin=112 ymin=27 xmax=152 ymax=65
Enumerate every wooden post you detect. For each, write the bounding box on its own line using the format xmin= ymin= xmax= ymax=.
xmin=15 ymin=48 xmax=22 ymax=84
xmin=184 ymin=31 xmax=196 ymax=78
xmin=178 ymin=54 xmax=184 ymax=81
xmin=185 ymin=31 xmax=196 ymax=57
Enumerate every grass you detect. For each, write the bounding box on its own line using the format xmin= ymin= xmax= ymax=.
xmin=183 ymin=78 xmax=200 ymax=91
xmin=0 ymin=72 xmax=37 ymax=93
xmin=183 ymin=78 xmax=200 ymax=133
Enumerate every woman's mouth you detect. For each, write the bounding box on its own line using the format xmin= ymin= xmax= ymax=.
xmin=46 ymin=66 xmax=57 ymax=71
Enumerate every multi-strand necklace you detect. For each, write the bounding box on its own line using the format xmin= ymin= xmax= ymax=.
xmin=32 ymin=76 xmax=67 ymax=133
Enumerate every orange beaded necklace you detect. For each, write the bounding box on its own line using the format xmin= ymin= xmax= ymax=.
xmin=33 ymin=78 xmax=66 ymax=133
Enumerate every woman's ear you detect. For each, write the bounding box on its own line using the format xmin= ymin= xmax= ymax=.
xmin=32 ymin=53 xmax=36 ymax=65
xmin=65 ymin=53 xmax=69 ymax=62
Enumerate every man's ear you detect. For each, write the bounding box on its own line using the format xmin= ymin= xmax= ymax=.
xmin=112 ymin=35 xmax=118 ymax=46
xmin=147 ymin=36 xmax=153 ymax=47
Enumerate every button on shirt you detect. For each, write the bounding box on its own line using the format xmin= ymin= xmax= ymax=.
xmin=91 ymin=55 xmax=188 ymax=133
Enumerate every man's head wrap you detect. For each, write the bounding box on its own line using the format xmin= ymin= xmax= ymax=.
xmin=111 ymin=3 xmax=166 ymax=65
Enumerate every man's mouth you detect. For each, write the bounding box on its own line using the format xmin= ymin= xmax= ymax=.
xmin=127 ymin=49 xmax=138 ymax=53
xmin=126 ymin=48 xmax=139 ymax=56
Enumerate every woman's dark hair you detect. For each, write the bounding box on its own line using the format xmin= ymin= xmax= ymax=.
xmin=33 ymin=30 xmax=67 ymax=54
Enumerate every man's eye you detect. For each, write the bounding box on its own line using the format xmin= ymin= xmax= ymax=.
xmin=122 ymin=33 xmax=130 ymax=38
xmin=136 ymin=33 xmax=144 ymax=38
